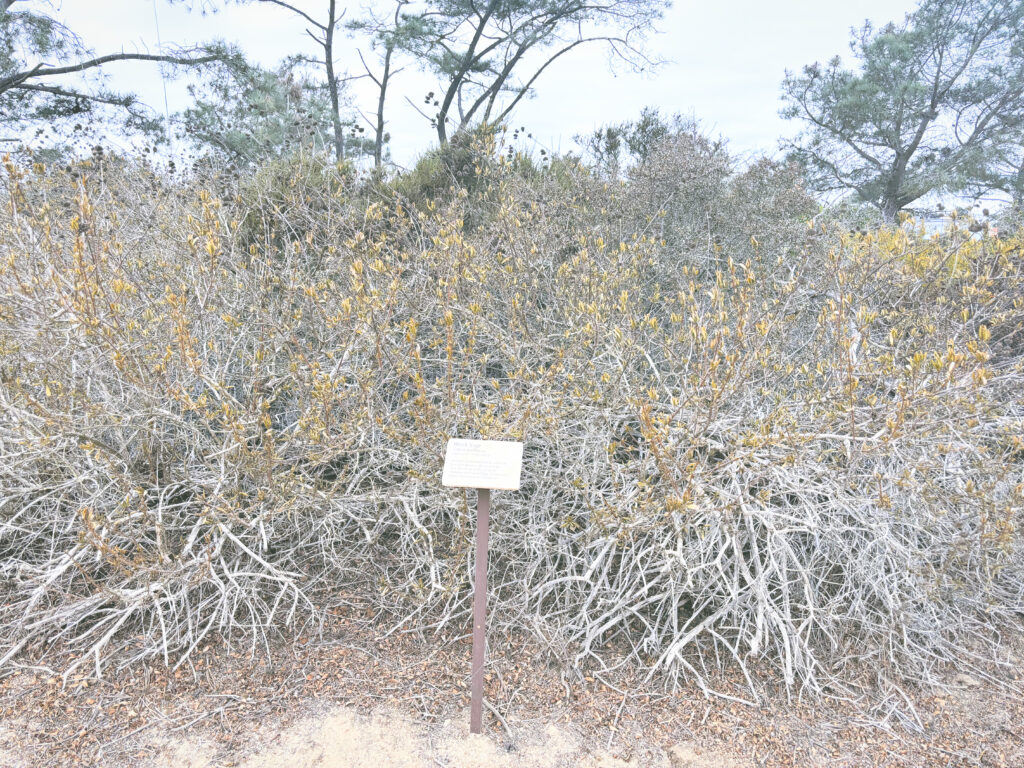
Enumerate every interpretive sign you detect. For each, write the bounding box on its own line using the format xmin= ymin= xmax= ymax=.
xmin=441 ymin=438 xmax=523 ymax=734
xmin=441 ymin=439 xmax=523 ymax=490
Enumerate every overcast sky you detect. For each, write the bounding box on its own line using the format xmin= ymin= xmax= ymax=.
xmin=36 ymin=0 xmax=921 ymax=166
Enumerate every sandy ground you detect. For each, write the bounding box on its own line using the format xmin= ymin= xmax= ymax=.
xmin=0 ymin=701 xmax=742 ymax=768
xmin=151 ymin=707 xmax=741 ymax=768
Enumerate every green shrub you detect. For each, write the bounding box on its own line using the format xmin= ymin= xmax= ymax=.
xmin=235 ymin=148 xmax=354 ymax=254
xmin=389 ymin=124 xmax=497 ymax=205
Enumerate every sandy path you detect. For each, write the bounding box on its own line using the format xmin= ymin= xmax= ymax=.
xmin=135 ymin=703 xmax=742 ymax=768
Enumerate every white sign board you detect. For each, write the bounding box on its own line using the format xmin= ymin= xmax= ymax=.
xmin=442 ymin=439 xmax=523 ymax=490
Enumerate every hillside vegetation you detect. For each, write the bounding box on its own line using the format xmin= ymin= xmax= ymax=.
xmin=1 ymin=134 xmax=1022 ymax=706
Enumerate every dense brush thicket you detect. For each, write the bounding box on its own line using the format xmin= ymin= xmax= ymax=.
xmin=1 ymin=135 xmax=1022 ymax=708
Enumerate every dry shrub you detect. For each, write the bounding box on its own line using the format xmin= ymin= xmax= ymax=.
xmin=0 ymin=149 xmax=1022 ymax=714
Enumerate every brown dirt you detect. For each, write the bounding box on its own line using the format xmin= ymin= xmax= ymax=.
xmin=0 ymin=615 xmax=1021 ymax=767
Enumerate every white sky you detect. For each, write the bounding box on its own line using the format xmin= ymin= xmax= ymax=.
xmin=30 ymin=0 xmax=921 ymax=167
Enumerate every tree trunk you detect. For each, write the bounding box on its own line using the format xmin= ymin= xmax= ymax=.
xmin=435 ymin=0 xmax=497 ymax=146
xmin=1013 ymin=157 xmax=1024 ymax=208
xmin=436 ymin=92 xmax=450 ymax=146
xmin=374 ymin=44 xmax=393 ymax=170
xmin=880 ymin=158 xmax=908 ymax=223
xmin=879 ymin=196 xmax=901 ymax=223
xmin=324 ymin=0 xmax=344 ymax=163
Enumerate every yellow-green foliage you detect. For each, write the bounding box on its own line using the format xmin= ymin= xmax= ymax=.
xmin=0 ymin=148 xmax=1021 ymax=700
xmin=387 ymin=126 xmax=523 ymax=207
xmin=235 ymin=148 xmax=354 ymax=250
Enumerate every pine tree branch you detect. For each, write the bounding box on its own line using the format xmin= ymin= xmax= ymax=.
xmin=11 ymin=82 xmax=134 ymax=108
xmin=0 ymin=51 xmax=223 ymax=97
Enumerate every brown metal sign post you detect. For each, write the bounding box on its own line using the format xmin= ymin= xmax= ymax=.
xmin=441 ymin=439 xmax=523 ymax=735
xmin=470 ymin=487 xmax=490 ymax=733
